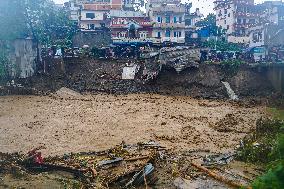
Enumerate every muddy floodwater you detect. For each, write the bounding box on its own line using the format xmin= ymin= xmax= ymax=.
xmin=0 ymin=92 xmax=266 ymax=188
xmin=0 ymin=92 xmax=265 ymax=155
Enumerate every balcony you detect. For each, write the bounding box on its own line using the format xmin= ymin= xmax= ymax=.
xmin=153 ymin=22 xmax=185 ymax=28
xmin=149 ymin=0 xmax=181 ymax=4
xmin=112 ymin=37 xmax=161 ymax=44
xmin=112 ymin=37 xmax=185 ymax=44
xmin=234 ymin=23 xmax=260 ymax=29
xmin=111 ymin=21 xmax=153 ymax=27
xmin=235 ymin=12 xmax=260 ymax=18
xmin=161 ymin=37 xmax=185 ymax=43
xmin=152 ymin=5 xmax=186 ymax=13
xmin=214 ymin=0 xmax=254 ymax=10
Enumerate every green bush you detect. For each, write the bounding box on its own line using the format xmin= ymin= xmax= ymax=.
xmin=252 ymin=161 xmax=284 ymax=189
xmin=0 ymin=51 xmax=9 ymax=79
xmin=237 ymin=109 xmax=284 ymax=189
xmin=237 ymin=119 xmax=284 ymax=163
xmin=220 ymin=59 xmax=244 ymax=77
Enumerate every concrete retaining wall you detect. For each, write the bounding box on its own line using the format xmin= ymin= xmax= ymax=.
xmin=72 ymin=30 xmax=112 ymax=48
xmin=266 ymin=64 xmax=284 ymax=93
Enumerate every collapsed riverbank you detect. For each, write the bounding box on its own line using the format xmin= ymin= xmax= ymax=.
xmin=0 ymin=58 xmax=279 ymax=100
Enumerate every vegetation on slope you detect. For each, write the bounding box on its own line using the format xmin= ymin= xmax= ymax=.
xmin=237 ymin=109 xmax=284 ymax=189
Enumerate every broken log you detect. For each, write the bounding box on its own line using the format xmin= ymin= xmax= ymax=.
xmin=191 ymin=162 xmax=252 ymax=189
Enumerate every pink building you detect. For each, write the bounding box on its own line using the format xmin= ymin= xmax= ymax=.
xmin=110 ymin=17 xmax=153 ymax=39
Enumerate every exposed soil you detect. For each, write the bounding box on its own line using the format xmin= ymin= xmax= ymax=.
xmin=2 ymin=58 xmax=275 ymax=100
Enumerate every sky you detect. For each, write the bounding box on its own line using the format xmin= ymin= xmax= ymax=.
xmin=53 ymin=0 xmax=269 ymax=16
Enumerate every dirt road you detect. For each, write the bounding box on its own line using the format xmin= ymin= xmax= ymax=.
xmin=0 ymin=92 xmax=265 ymax=156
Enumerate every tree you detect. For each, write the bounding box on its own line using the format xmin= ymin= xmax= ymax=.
xmin=203 ymin=39 xmax=241 ymax=52
xmin=0 ymin=0 xmax=76 ymax=47
xmin=0 ymin=0 xmax=29 ymax=40
xmin=0 ymin=43 xmax=11 ymax=81
xmin=195 ymin=13 xmax=226 ymax=37
xmin=195 ymin=13 xmax=216 ymax=28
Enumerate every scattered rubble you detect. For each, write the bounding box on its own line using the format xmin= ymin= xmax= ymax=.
xmin=0 ymin=141 xmax=258 ymax=189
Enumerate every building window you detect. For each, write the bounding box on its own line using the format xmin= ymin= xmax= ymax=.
xmin=174 ymin=31 xmax=182 ymax=37
xmin=249 ymin=19 xmax=255 ymax=24
xmin=237 ymin=19 xmax=242 ymax=24
xmin=156 ymin=31 xmax=161 ymax=38
xmin=165 ymin=30 xmax=171 ymax=37
xmin=118 ymin=32 xmax=126 ymax=38
xmin=227 ymin=25 xmax=229 ymax=30
xmin=179 ymin=16 xmax=182 ymax=23
xmin=218 ymin=10 xmax=222 ymax=17
xmin=86 ymin=13 xmax=95 ymax=19
xmin=157 ymin=16 xmax=162 ymax=23
xmin=88 ymin=24 xmax=95 ymax=30
xmin=139 ymin=31 xmax=148 ymax=38
xmin=185 ymin=18 xmax=192 ymax=25
xmin=224 ymin=20 xmax=226 ymax=24
xmin=174 ymin=17 xmax=177 ymax=23
xmin=165 ymin=16 xmax=170 ymax=23
xmin=224 ymin=9 xmax=227 ymax=14
xmin=228 ymin=13 xmax=230 ymax=17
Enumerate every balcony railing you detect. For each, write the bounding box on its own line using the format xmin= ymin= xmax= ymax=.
xmin=112 ymin=37 xmax=159 ymax=44
xmin=111 ymin=21 xmax=153 ymax=27
xmin=153 ymin=22 xmax=185 ymax=28
xmin=235 ymin=12 xmax=260 ymax=17
xmin=112 ymin=37 xmax=185 ymax=44
xmin=234 ymin=23 xmax=260 ymax=29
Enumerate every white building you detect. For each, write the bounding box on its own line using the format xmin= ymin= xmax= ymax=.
xmin=188 ymin=8 xmax=203 ymax=27
xmin=214 ymin=0 xmax=259 ymax=36
xmin=146 ymin=0 xmax=187 ymax=43
xmin=79 ymin=9 xmax=109 ymax=30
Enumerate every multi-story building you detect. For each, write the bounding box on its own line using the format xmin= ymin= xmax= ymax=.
xmin=185 ymin=8 xmax=203 ymax=27
xmin=67 ymin=0 xmax=191 ymax=44
xmin=146 ymin=0 xmax=187 ymax=43
xmin=249 ymin=1 xmax=284 ymax=48
xmin=64 ymin=0 xmax=80 ymax=22
xmin=79 ymin=6 xmax=110 ymax=31
xmin=259 ymin=1 xmax=284 ymax=26
xmin=66 ymin=0 xmax=130 ymax=31
xmin=110 ymin=10 xmax=153 ymax=40
xmin=214 ymin=0 xmax=260 ymax=36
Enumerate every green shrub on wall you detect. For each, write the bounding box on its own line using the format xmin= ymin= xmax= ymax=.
xmin=0 ymin=46 xmax=11 ymax=81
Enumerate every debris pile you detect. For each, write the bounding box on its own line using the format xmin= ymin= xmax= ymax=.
xmin=0 ymin=141 xmax=260 ymax=188
xmin=0 ymin=142 xmax=165 ymax=188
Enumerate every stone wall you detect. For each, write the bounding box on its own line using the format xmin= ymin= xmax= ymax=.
xmin=9 ymin=39 xmax=38 ymax=78
xmin=266 ymin=64 xmax=284 ymax=93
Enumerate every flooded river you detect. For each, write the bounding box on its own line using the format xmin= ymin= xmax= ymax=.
xmin=0 ymin=93 xmax=266 ymax=188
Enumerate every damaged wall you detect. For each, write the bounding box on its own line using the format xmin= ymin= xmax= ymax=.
xmin=6 ymin=39 xmax=38 ymax=79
